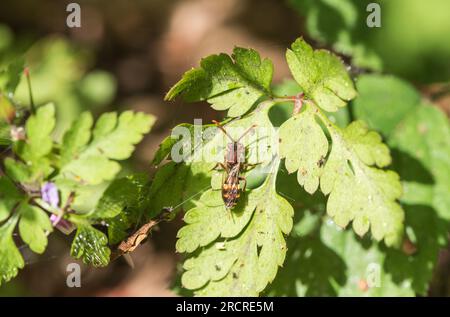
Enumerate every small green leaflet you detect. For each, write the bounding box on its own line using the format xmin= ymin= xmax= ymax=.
xmin=147 ymin=161 xmax=211 ymax=219
xmin=390 ymin=104 xmax=450 ymax=222
xmin=0 ymin=57 xmax=24 ymax=95
xmin=91 ymin=175 xmax=147 ymax=219
xmin=278 ymin=98 xmax=403 ymax=246
xmin=4 ymin=158 xmax=31 ymax=183
xmin=320 ymin=121 xmax=404 ymax=247
xmin=13 ymin=103 xmax=55 ymax=180
xmin=179 ymin=173 xmax=293 ymax=296
xmin=0 ymin=93 xmax=16 ymax=123
xmin=267 ymin=172 xmax=443 ymax=296
xmin=279 ymin=104 xmax=328 ymax=194
xmin=286 ymin=38 xmax=356 ymax=112
xmin=352 ymin=74 xmax=450 ymax=222
xmin=95 ymin=174 xmax=151 ymax=244
xmin=70 ymin=222 xmax=110 ymax=267
xmin=18 ymin=203 xmax=53 ymax=254
xmin=165 ymin=47 xmax=273 ymax=117
xmin=176 ymin=188 xmax=257 ymax=253
xmin=60 ymin=111 xmax=93 ymax=166
xmin=0 ymin=215 xmax=24 ymax=286
xmin=19 ymin=103 xmax=55 ymax=160
xmin=59 ymin=111 xmax=155 ymax=185
xmin=0 ymin=176 xmax=22 ymax=221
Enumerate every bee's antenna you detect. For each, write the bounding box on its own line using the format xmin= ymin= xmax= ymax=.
xmin=24 ymin=67 xmax=36 ymax=114
xmin=236 ymin=124 xmax=257 ymax=142
xmin=212 ymin=120 xmax=235 ymax=142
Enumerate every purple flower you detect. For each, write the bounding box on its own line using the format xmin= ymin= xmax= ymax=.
xmin=41 ymin=182 xmax=59 ymax=208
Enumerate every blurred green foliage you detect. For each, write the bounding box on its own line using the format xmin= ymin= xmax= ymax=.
xmin=291 ymin=0 xmax=450 ymax=82
xmin=0 ymin=29 xmax=118 ymax=138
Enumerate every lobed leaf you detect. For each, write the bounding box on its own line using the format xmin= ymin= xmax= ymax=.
xmin=18 ymin=203 xmax=53 ymax=254
xmin=18 ymin=103 xmax=55 ymax=161
xmin=59 ymin=111 xmax=155 ymax=185
xmin=95 ymin=174 xmax=151 ymax=244
xmin=4 ymin=158 xmax=31 ymax=183
xmin=286 ymin=38 xmax=356 ymax=112
xmin=60 ymin=111 xmax=93 ymax=165
xmin=320 ymin=121 xmax=404 ymax=246
xmin=352 ymin=75 xmax=450 ymax=222
xmin=165 ymin=47 xmax=273 ymax=117
xmin=13 ymin=103 xmax=55 ymax=181
xmin=0 ymin=57 xmax=24 ymax=95
xmin=0 ymin=215 xmax=24 ymax=286
xmin=176 ymin=189 xmax=257 ymax=253
xmin=180 ymin=173 xmax=294 ymax=296
xmin=279 ymin=104 xmax=328 ymax=194
xmin=70 ymin=222 xmax=110 ymax=267
xmin=0 ymin=176 xmax=22 ymax=222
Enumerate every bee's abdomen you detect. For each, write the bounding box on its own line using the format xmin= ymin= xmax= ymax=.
xmin=222 ymin=182 xmax=240 ymax=209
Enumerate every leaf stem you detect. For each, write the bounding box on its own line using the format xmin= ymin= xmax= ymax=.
xmin=24 ymin=67 xmax=36 ymax=114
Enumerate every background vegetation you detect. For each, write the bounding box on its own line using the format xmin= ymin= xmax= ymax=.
xmin=0 ymin=0 xmax=449 ymax=296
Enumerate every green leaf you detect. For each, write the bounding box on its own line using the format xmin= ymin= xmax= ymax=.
xmin=384 ymin=204 xmax=448 ymax=295
xmin=19 ymin=103 xmax=55 ymax=161
xmin=0 ymin=93 xmax=15 ymax=123
xmin=165 ymin=47 xmax=273 ymax=117
xmin=18 ymin=203 xmax=52 ymax=254
xmin=148 ymin=161 xmax=211 ymax=218
xmin=268 ymin=170 xmax=443 ymax=296
xmin=271 ymin=79 xmax=350 ymax=128
xmin=90 ymin=111 xmax=155 ymax=160
xmin=0 ymin=176 xmax=22 ymax=222
xmin=60 ymin=112 xmax=93 ymax=165
xmin=352 ymin=74 xmax=421 ymax=136
xmin=0 ymin=215 xmax=24 ymax=286
xmin=70 ymin=223 xmax=110 ymax=267
xmin=307 ymin=219 xmax=413 ymax=296
xmin=286 ymin=38 xmax=356 ymax=112
xmin=81 ymin=174 xmax=152 ymax=244
xmin=4 ymin=158 xmax=31 ymax=183
xmin=105 ymin=174 xmax=151 ymax=244
xmin=60 ymin=155 xmax=120 ymax=185
xmin=289 ymin=0 xmax=384 ymax=71
xmin=266 ymin=227 xmax=347 ymax=296
xmin=176 ymin=189 xmax=257 ymax=253
xmin=352 ymin=75 xmax=450 ymax=222
xmin=59 ymin=111 xmax=155 ymax=185
xmin=179 ymin=170 xmax=294 ymax=296
xmin=290 ymin=0 xmax=450 ymax=83
xmin=389 ymin=104 xmax=450 ymax=221
xmin=92 ymin=176 xmax=147 ymax=219
xmin=279 ymin=104 xmax=328 ymax=194
xmin=320 ymin=120 xmax=404 ymax=246
xmin=0 ymin=58 xmax=24 ymax=95
xmin=151 ymin=134 xmax=179 ymax=166
xmin=150 ymin=102 xmax=277 ymax=221
xmin=150 ymin=122 xmax=202 ymax=166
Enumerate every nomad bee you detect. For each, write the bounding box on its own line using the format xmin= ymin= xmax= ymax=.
xmin=212 ymin=120 xmax=256 ymax=209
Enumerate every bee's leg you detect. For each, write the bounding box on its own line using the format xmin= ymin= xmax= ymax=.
xmin=242 ymin=162 xmax=260 ymax=171
xmin=239 ymin=176 xmax=247 ymax=192
xmin=211 ymin=162 xmax=227 ymax=171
